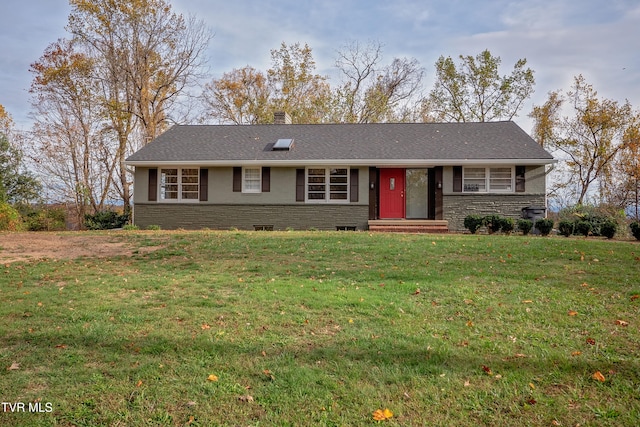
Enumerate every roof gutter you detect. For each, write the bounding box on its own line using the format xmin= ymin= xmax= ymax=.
xmin=125 ymin=158 xmax=557 ymax=167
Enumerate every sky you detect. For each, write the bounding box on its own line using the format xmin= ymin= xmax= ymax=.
xmin=1 ymin=0 xmax=639 ymax=134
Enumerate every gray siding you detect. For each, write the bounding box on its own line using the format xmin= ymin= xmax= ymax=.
xmin=442 ymin=165 xmax=547 ymax=194
xmin=133 ymin=203 xmax=369 ymax=231
xmin=135 ymin=166 xmax=368 ymax=204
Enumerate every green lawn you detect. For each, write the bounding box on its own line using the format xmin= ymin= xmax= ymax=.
xmin=1 ymin=230 xmax=639 ymax=426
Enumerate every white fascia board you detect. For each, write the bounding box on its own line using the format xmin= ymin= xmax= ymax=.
xmin=125 ymin=158 xmax=556 ymax=167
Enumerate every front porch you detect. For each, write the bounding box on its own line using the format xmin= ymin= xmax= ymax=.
xmin=367 ymin=219 xmax=449 ymax=233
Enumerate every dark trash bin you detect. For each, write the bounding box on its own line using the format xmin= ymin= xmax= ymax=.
xmin=521 ymin=206 xmax=547 ymax=234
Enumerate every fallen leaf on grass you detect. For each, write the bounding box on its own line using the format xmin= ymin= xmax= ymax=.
xmin=136 ymin=380 xmax=143 ymax=387
xmin=522 ymin=300 xmax=533 ymax=304
xmin=372 ymin=408 xmax=393 ymax=421
xmin=614 ymin=319 xmax=629 ymax=327
xmin=592 ymin=371 xmax=606 ymax=382
xmin=263 ymin=369 xmax=275 ymax=380
xmin=571 ymin=351 xmax=582 ymax=356
xmin=568 ymin=310 xmax=578 ymax=316
xmin=238 ymin=395 xmax=254 ymax=402
xmin=529 ymin=383 xmax=535 ymax=389
xmin=482 ymin=365 xmax=493 ymax=375
xmin=187 ymin=415 xmax=195 ymax=425
xmin=207 ymin=374 xmax=218 ymax=382
xmin=201 ymin=323 xmax=211 ymax=330
xmin=464 ymin=380 xmax=471 ymax=387
xmin=466 ymin=320 xmax=474 ymax=327
xmin=7 ymin=362 xmax=20 ymax=371
xmin=412 ymin=289 xmax=420 ymax=295
xmin=55 ymin=344 xmax=67 ymax=349
xmin=586 ymin=337 xmax=596 ymax=345
xmin=630 ymin=294 xmax=639 ymax=301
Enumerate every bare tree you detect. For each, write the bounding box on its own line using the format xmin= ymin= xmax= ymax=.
xmin=29 ymin=40 xmax=115 ymax=222
xmin=64 ymin=0 xmax=212 ymax=211
xmin=333 ymin=41 xmax=425 ymax=123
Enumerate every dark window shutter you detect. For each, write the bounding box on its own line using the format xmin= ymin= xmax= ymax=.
xmin=515 ymin=166 xmax=526 ymax=192
xmin=233 ymin=167 xmax=242 ymax=192
xmin=199 ymin=168 xmax=208 ymax=201
xmin=148 ymin=168 xmax=157 ymax=201
xmin=350 ymin=168 xmax=359 ymax=202
xmin=296 ymin=169 xmax=305 ymax=202
xmin=262 ymin=167 xmax=271 ymax=192
xmin=453 ymin=166 xmax=462 ymax=192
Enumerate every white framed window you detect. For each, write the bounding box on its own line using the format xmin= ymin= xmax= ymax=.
xmin=463 ymin=167 xmax=514 ymax=193
xmin=160 ymin=167 xmax=199 ymax=202
xmin=243 ymin=167 xmax=261 ymax=193
xmin=306 ymin=167 xmax=349 ymax=202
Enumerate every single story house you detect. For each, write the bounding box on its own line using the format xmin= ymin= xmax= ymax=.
xmin=125 ymin=114 xmax=555 ymax=232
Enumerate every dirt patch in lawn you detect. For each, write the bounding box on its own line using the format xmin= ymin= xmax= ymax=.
xmin=0 ymin=232 xmax=153 ymax=264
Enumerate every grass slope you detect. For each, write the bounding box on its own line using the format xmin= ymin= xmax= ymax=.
xmin=1 ymin=231 xmax=639 ymax=426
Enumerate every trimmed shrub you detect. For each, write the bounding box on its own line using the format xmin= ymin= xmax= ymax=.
xmin=558 ymin=204 xmax=624 ymax=237
xmin=535 ymin=218 xmax=554 ymax=236
xmin=558 ymin=220 xmax=574 ymax=237
xmin=600 ymin=220 xmax=617 ymax=239
xmin=84 ymin=210 xmax=129 ymax=230
xmin=0 ymin=202 xmax=23 ymax=231
xmin=517 ymin=219 xmax=533 ymax=236
xmin=574 ymin=220 xmax=592 ymax=237
xmin=484 ymin=215 xmax=502 ymax=234
xmin=146 ymin=224 xmax=161 ymax=230
xmin=463 ymin=215 xmax=485 ymax=234
xmin=500 ymin=217 xmax=515 ymax=235
xmin=629 ymin=221 xmax=640 ymax=240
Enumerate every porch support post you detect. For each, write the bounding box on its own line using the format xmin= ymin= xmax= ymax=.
xmin=369 ymin=167 xmax=378 ymax=220
xmin=435 ymin=166 xmax=444 ymax=220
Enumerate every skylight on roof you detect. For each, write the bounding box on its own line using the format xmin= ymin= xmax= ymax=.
xmin=273 ymin=138 xmax=294 ymax=151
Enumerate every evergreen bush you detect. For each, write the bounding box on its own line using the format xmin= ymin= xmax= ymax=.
xmin=84 ymin=210 xmax=129 ymax=230
xmin=535 ymin=218 xmax=554 ymax=236
xmin=463 ymin=215 xmax=485 ymax=234
xmin=600 ymin=220 xmax=617 ymax=239
xmin=500 ymin=217 xmax=515 ymax=234
xmin=558 ymin=220 xmax=574 ymax=237
xmin=574 ymin=220 xmax=592 ymax=237
xmin=484 ymin=214 xmax=502 ymax=234
xmin=517 ymin=219 xmax=533 ymax=235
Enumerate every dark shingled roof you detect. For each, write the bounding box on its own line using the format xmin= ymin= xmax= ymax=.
xmin=125 ymin=121 xmax=554 ymax=166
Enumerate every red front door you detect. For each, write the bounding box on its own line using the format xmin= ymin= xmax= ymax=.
xmin=379 ymin=169 xmax=405 ymax=218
